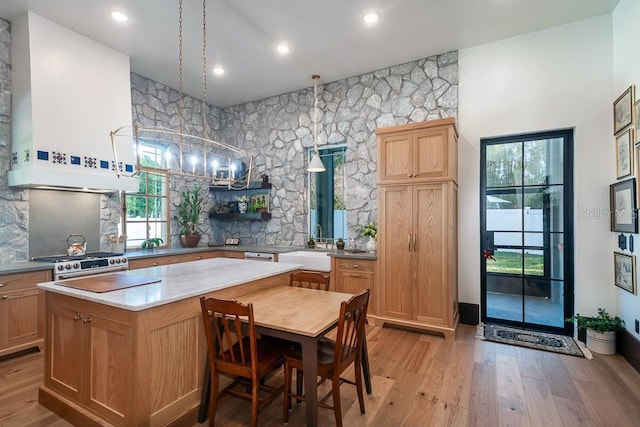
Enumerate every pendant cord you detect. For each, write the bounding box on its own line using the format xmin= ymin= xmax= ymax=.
xmin=312 ymin=74 xmax=320 ymax=153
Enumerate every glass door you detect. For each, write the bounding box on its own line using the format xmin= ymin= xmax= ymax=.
xmin=480 ymin=129 xmax=574 ymax=334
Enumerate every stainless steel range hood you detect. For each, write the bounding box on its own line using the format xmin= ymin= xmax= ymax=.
xmin=8 ymin=11 xmax=137 ymax=193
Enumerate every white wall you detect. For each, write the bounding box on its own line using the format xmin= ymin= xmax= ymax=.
xmin=458 ymin=16 xmax=614 ymax=318
xmin=613 ymin=0 xmax=640 ymax=338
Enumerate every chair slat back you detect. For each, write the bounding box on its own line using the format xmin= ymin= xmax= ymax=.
xmin=290 ymin=270 xmax=330 ymax=291
xmin=200 ymin=297 xmax=257 ymax=377
xmin=334 ymin=289 xmax=370 ymax=371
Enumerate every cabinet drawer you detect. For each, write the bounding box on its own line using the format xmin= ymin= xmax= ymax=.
xmin=128 ymin=256 xmax=176 ymax=270
xmin=337 ymin=260 xmax=375 ymax=273
xmin=177 ymin=252 xmax=217 ymax=263
xmin=0 ymin=270 xmax=52 ymax=291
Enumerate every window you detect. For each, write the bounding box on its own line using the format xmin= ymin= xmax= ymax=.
xmin=123 ymin=142 xmax=170 ymax=248
xmin=309 ymin=145 xmax=347 ymax=240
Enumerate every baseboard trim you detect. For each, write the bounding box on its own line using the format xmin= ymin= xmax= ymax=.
xmin=459 ymin=302 xmax=479 ymax=325
xmin=618 ymin=329 xmax=640 ymax=374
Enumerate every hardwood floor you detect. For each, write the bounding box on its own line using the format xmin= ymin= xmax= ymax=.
xmin=1 ymin=324 xmax=639 ymax=426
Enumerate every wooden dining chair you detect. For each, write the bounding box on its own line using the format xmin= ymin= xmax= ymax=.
xmin=200 ymin=297 xmax=288 ymax=427
xmin=283 ymin=289 xmax=370 ymax=427
xmin=289 ymin=270 xmax=331 ymax=291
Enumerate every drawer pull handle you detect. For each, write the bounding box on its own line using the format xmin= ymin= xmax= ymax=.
xmin=0 ymin=283 xmax=5 ymax=288
xmin=153 ymin=262 xmax=159 ymax=266
xmin=83 ymin=317 xmax=92 ymax=323
xmin=74 ymin=314 xmax=82 ymax=321
xmin=1 ymin=295 xmax=7 ymax=300
xmin=198 ymin=256 xmax=203 ymax=260
xmin=352 ymin=264 xmax=359 ymax=268
xmin=350 ymin=274 xmax=362 ymax=278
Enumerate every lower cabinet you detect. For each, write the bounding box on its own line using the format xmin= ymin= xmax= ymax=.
xmin=331 ymin=257 xmax=376 ymax=315
xmin=0 ymin=269 xmax=50 ymax=357
xmin=128 ymin=255 xmax=179 ymax=270
xmin=217 ymin=250 xmax=245 ymax=259
xmin=46 ymin=294 xmax=133 ymax=425
xmin=177 ymin=251 xmax=218 ymax=263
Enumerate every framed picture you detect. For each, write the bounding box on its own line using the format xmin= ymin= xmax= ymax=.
xmin=610 ymin=178 xmax=638 ymax=233
xmin=635 ymin=98 xmax=640 ymax=144
xmin=616 ymin=128 xmax=633 ymax=178
xmin=614 ymin=85 xmax=634 ymax=135
xmin=614 ymin=252 xmax=637 ymax=294
xmin=249 ymin=193 xmax=270 ymax=213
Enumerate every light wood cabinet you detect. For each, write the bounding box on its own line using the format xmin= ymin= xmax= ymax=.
xmin=0 ymin=269 xmax=50 ymax=357
xmin=128 ymin=255 xmax=179 ymax=270
xmin=177 ymin=251 xmax=218 ymax=263
xmin=46 ymin=294 xmax=132 ymax=425
xmin=218 ymin=250 xmax=245 ymax=259
xmin=332 ymin=258 xmax=376 ymax=315
xmin=374 ymin=119 xmax=458 ymax=339
xmin=377 ymin=117 xmax=457 ymax=184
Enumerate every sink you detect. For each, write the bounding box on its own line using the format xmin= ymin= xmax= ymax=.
xmin=278 ymin=251 xmax=331 ymax=272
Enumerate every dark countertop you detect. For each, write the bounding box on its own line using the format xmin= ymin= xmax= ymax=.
xmin=0 ymin=245 xmax=376 ymax=275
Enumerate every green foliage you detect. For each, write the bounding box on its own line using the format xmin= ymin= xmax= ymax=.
xmin=359 ymin=222 xmax=377 ymax=239
xmin=173 ymin=185 xmax=203 ymax=235
xmin=566 ymin=308 xmax=625 ymax=333
xmin=141 ymin=237 xmax=163 ymax=250
xmin=486 ymin=251 xmax=543 ymax=276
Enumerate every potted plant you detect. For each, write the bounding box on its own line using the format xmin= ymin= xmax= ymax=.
xmin=360 ymin=222 xmax=377 ymax=252
xmin=566 ymin=308 xmax=625 ymax=355
xmin=141 ymin=237 xmax=163 ymax=250
xmin=336 ymin=237 xmax=345 ymax=250
xmin=237 ymin=195 xmax=249 ymax=214
xmin=307 ymin=236 xmax=316 ymax=249
xmin=173 ymin=185 xmax=203 ymax=248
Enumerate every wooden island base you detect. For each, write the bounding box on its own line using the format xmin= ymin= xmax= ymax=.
xmin=39 ymin=272 xmax=290 ymax=427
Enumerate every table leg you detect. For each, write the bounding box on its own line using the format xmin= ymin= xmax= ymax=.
xmin=300 ymin=336 xmax=319 ymax=427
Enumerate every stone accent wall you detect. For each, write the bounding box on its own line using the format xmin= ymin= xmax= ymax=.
xmin=220 ymin=52 xmax=458 ymax=247
xmin=0 ymin=19 xmax=29 ymax=262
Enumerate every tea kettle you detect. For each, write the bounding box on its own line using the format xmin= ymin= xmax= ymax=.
xmin=67 ymin=234 xmax=87 ymax=256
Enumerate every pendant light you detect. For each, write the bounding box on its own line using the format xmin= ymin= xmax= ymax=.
xmin=307 ymin=74 xmax=326 ymax=172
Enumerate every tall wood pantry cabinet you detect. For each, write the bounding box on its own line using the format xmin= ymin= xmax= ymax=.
xmin=372 ymin=118 xmax=459 ymax=339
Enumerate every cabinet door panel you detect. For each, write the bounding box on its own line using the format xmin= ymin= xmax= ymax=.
xmin=5 ymin=289 xmax=40 ymax=347
xmin=87 ymin=316 xmax=131 ymax=423
xmin=413 ymin=184 xmax=447 ymax=325
xmin=379 ymin=133 xmax=412 ymax=182
xmin=338 ymin=271 xmax=372 ymax=296
xmin=379 ymin=186 xmax=413 ymax=319
xmin=415 ymin=129 xmax=448 ymax=179
xmin=49 ymin=305 xmax=84 ymax=400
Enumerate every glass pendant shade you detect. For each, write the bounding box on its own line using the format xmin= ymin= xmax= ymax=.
xmin=307 ymin=151 xmax=326 ymax=172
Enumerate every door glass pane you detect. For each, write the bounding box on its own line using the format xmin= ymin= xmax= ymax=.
xmin=486 ymin=191 xmax=522 ymax=231
xmin=523 ymin=187 xmax=563 ymax=232
xmin=486 ymin=275 xmax=523 ymax=322
xmin=524 ymin=249 xmax=543 ymax=276
xmin=524 ymin=279 xmax=564 ymax=327
xmin=494 ymin=232 xmax=522 ymax=247
xmin=524 ymin=138 xmax=563 ymax=185
xmin=486 ymin=143 xmax=522 ymax=187
xmin=550 ymin=233 xmax=564 ymax=280
xmin=523 ymin=232 xmax=543 ymax=247
xmin=487 ymin=249 xmax=522 ymax=275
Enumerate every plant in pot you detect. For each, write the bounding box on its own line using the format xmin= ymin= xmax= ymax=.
xmin=566 ymin=308 xmax=625 ymax=355
xmin=336 ymin=237 xmax=345 ymax=250
xmin=141 ymin=237 xmax=163 ymax=250
xmin=360 ymin=222 xmax=377 ymax=252
xmin=237 ymin=195 xmax=249 ymax=214
xmin=173 ymin=185 xmax=203 ymax=248
xmin=307 ymin=236 xmax=316 ymax=249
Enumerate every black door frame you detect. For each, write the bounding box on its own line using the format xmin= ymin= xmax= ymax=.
xmin=480 ymin=128 xmax=574 ymax=335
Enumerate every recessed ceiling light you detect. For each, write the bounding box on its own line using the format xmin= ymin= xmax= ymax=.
xmin=276 ymin=43 xmax=290 ymax=55
xmin=363 ymin=12 xmax=379 ymax=25
xmin=212 ymin=66 xmax=225 ymax=76
xmin=111 ymin=11 xmax=129 ymax=23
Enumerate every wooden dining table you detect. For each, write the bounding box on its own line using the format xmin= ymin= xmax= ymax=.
xmin=198 ymin=285 xmax=370 ymax=427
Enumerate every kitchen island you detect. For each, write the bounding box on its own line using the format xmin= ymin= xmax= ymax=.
xmin=36 ymin=258 xmax=301 ymax=427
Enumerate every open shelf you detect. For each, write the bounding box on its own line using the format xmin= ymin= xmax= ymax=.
xmin=208 ymin=212 xmax=272 ymax=221
xmin=209 ymin=182 xmax=272 ymax=192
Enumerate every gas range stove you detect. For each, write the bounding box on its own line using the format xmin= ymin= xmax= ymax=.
xmin=33 ymin=252 xmax=129 ymax=280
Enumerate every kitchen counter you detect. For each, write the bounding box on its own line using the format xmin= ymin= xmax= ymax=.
xmin=38 ymin=257 xmax=302 ymax=426
xmin=328 ymin=250 xmax=377 ymax=260
xmin=37 ymin=258 xmax=302 ymax=311
xmin=0 ymin=261 xmax=54 ymax=275
xmin=125 ymin=244 xmax=301 ymax=259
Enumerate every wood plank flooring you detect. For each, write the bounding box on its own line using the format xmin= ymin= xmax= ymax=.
xmin=1 ymin=324 xmax=639 ymax=426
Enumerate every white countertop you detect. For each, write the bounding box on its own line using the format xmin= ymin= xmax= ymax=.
xmin=37 ymin=258 xmax=302 ymax=312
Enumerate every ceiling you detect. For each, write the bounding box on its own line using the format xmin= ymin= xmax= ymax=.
xmin=0 ymin=0 xmax=619 ymax=108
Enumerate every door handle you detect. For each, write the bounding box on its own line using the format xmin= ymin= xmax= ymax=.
xmin=408 ymin=234 xmax=412 ymax=252
xmin=350 ymin=274 xmax=362 ymax=278
xmin=413 ymin=234 xmax=417 ymax=252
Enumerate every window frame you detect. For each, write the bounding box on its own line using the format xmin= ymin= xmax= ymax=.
xmin=308 ymin=145 xmax=347 ymax=241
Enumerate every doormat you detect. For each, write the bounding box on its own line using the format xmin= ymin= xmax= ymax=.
xmin=482 ymin=323 xmax=585 ymax=358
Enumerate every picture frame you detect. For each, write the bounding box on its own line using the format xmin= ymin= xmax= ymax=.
xmin=249 ymin=193 xmax=270 ymax=213
xmin=635 ymin=98 xmax=640 ymax=144
xmin=610 ymin=178 xmax=638 ymax=233
xmin=614 ymin=252 xmax=637 ymax=294
xmin=636 ymin=144 xmax=640 ymax=207
xmin=616 ymin=128 xmax=633 ymax=179
xmin=614 ymin=85 xmax=634 ymax=135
